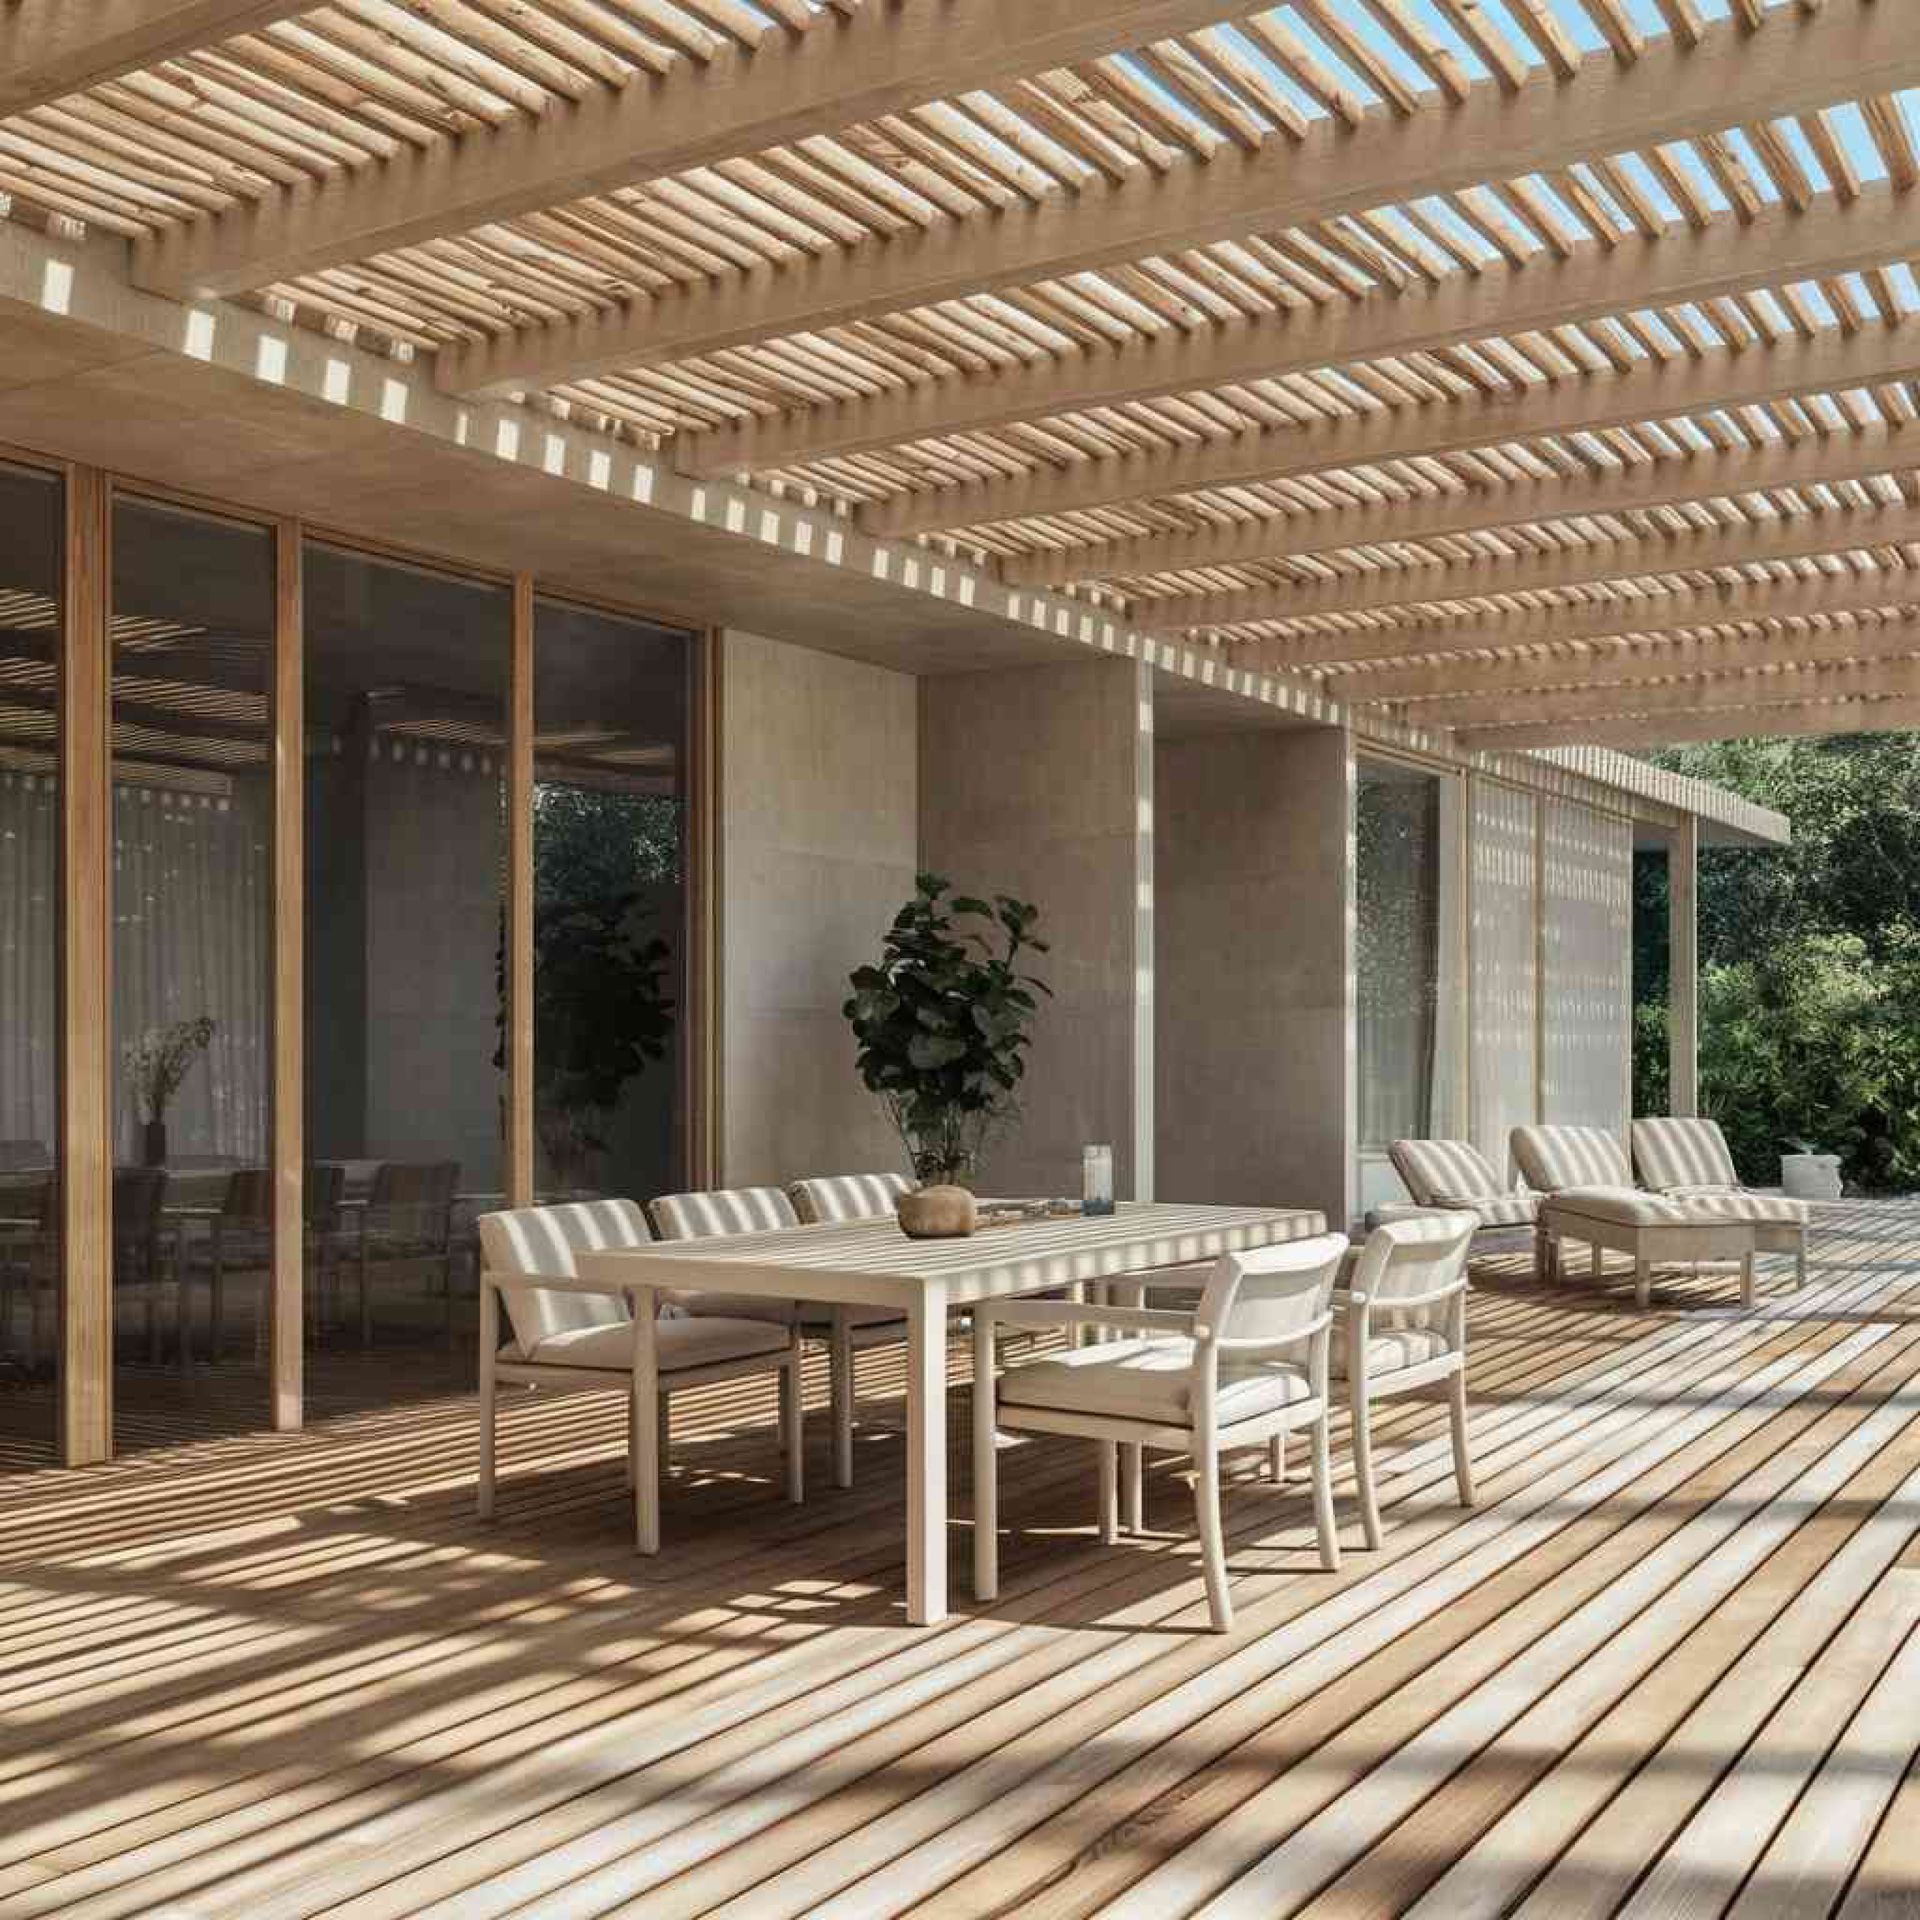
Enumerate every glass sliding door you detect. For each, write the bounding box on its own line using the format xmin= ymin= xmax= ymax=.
xmin=1356 ymin=756 xmax=1455 ymax=1214
xmin=532 ymin=599 xmax=693 ymax=1206
xmin=303 ymin=541 xmax=508 ymax=1402
xmin=0 ymin=463 xmax=62 ymax=1459
xmin=110 ymin=494 xmax=275 ymax=1433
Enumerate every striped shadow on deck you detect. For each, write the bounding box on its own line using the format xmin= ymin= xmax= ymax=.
xmin=0 ymin=1200 xmax=1917 ymax=1916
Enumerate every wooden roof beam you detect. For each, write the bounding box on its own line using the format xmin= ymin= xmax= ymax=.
xmin=1006 ymin=415 xmax=1920 ymax=588
xmin=0 ymin=1 xmax=307 ymax=117
xmin=1141 ymin=495 xmax=1920 ymax=632
xmin=1252 ymin=560 xmax=1920 ymax=669
xmin=132 ymin=1 xmax=1262 ymax=303
xmin=1458 ymin=689 xmax=1920 ymax=751
xmin=685 ymin=179 xmax=1918 ymax=478
xmin=1334 ymin=605 xmax=1920 ymax=702
xmin=1407 ymin=653 xmax=1920 ymax=732
xmin=869 ymin=313 xmax=1920 ymax=538
xmin=436 ymin=1 xmax=1920 ymax=398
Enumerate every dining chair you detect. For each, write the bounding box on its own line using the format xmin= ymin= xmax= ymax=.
xmin=1334 ymin=1213 xmax=1479 ymax=1551
xmin=650 ymin=1184 xmax=908 ymax=1490
xmin=477 ymin=1199 xmax=803 ymax=1541
xmin=112 ymin=1167 xmax=171 ymax=1364
xmin=355 ymin=1159 xmax=460 ymax=1344
xmin=973 ymin=1231 xmax=1351 ymax=1632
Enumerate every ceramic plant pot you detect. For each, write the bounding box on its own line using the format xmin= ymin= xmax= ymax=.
xmin=896 ymin=1184 xmax=978 ymax=1239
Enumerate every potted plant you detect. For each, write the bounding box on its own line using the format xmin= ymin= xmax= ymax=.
xmin=123 ymin=1016 xmax=215 ymax=1167
xmin=844 ymin=873 xmax=1048 ymax=1190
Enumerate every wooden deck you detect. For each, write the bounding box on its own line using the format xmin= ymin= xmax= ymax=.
xmin=2 ymin=1199 xmax=1919 ymax=1917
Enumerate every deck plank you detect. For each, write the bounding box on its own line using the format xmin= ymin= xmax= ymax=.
xmin=0 ymin=1200 xmax=1915 ymax=1920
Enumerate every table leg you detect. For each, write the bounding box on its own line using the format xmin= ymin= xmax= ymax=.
xmin=907 ymin=1282 xmax=948 ymax=1626
xmin=631 ymin=1285 xmax=660 ymax=1555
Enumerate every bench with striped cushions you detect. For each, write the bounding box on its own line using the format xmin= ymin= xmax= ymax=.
xmin=1631 ymin=1117 xmax=1743 ymax=1195
xmin=650 ymin=1186 xmax=800 ymax=1240
xmin=1387 ymin=1139 xmax=1537 ymax=1228
xmin=788 ymin=1172 xmax=912 ymax=1225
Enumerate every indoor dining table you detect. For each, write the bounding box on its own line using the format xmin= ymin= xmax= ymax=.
xmin=578 ymin=1199 xmax=1326 ymax=1625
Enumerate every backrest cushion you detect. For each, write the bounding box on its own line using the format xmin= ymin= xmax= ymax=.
xmin=1199 ymin=1232 xmax=1349 ymax=1353
xmin=650 ymin=1186 xmax=799 ymax=1240
xmin=1510 ymin=1125 xmax=1632 ymax=1193
xmin=1387 ymin=1139 xmax=1503 ymax=1208
xmin=478 ymin=1202 xmax=640 ymax=1350
xmin=789 ymin=1172 xmax=912 ymax=1224
xmin=1349 ymin=1212 xmax=1477 ymax=1329
xmin=1632 ymin=1117 xmax=1740 ymax=1193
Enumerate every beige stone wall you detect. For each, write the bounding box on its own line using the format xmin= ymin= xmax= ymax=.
xmin=719 ymin=629 xmax=918 ymax=1187
xmin=918 ymin=657 xmax=1151 ymax=1199
xmin=1154 ymin=725 xmax=1354 ymax=1231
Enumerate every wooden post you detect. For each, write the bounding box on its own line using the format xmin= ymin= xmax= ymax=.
xmin=270 ymin=520 xmax=303 ymax=1430
xmin=687 ymin=628 xmax=721 ymax=1189
xmin=1669 ymin=814 xmax=1700 ymax=1118
xmin=58 ymin=465 xmax=111 ymax=1467
xmin=506 ymin=574 xmax=534 ymax=1207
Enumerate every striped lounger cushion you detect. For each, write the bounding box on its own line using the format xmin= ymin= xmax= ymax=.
xmin=1388 ymin=1139 xmax=1538 ymax=1228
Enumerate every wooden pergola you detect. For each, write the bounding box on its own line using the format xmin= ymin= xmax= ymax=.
xmin=2 ymin=0 xmax=1917 ymax=749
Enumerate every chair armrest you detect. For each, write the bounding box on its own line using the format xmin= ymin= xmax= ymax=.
xmin=978 ymin=1299 xmax=1195 ymax=1337
xmin=1338 ymin=1277 xmax=1469 ymax=1315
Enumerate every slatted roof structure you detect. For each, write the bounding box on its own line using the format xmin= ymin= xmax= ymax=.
xmin=2 ymin=0 xmax=1918 ymax=751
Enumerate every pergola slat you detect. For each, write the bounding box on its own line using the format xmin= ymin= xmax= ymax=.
xmin=1140 ymin=498 xmax=1920 ymax=633
xmin=1003 ymin=419 xmax=1920 ymax=587
xmin=434 ymin=3 xmax=1920 ymax=397
xmin=865 ymin=316 xmax=1920 ymax=538
xmin=1254 ymin=562 xmax=1920 ymax=670
xmin=0 ymin=1 xmax=308 ymax=117
xmin=682 ymin=180 xmax=1919 ymax=479
xmin=1458 ymin=689 xmax=1920 ymax=751
xmin=131 ymin=1 xmax=1266 ymax=301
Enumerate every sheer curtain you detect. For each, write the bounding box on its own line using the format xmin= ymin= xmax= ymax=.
xmin=0 ymin=769 xmax=57 ymax=1152
xmin=111 ymin=778 xmax=271 ymax=1163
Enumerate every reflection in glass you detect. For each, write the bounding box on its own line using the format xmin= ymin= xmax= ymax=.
xmin=532 ymin=599 xmax=691 ymax=1204
xmin=0 ymin=464 xmax=61 ymax=1450
xmin=304 ymin=542 xmax=507 ymax=1392
xmin=1356 ymin=757 xmax=1443 ymax=1150
xmin=111 ymin=496 xmax=274 ymax=1419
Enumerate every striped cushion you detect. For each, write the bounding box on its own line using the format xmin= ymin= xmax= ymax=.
xmin=1388 ymin=1139 xmax=1503 ymax=1207
xmin=788 ymin=1172 xmax=912 ymax=1225
xmin=1511 ymin=1125 xmax=1633 ymax=1194
xmin=649 ymin=1187 xmax=800 ymax=1240
xmin=1632 ymin=1118 xmax=1742 ymax=1194
xmin=477 ymin=1199 xmax=649 ymax=1352
xmin=1545 ymin=1189 xmax=1808 ymax=1228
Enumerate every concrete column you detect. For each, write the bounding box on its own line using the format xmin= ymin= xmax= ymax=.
xmin=918 ymin=657 xmax=1152 ymax=1199
xmin=1669 ymin=814 xmax=1700 ymax=1117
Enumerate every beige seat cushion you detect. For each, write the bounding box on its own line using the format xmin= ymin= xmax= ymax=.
xmin=508 ymin=1315 xmax=788 ymax=1373
xmin=1332 ymin=1326 xmax=1451 ymax=1377
xmin=676 ymin=1293 xmax=903 ymax=1332
xmin=1545 ymin=1188 xmax=1807 ymax=1229
xmin=999 ymin=1338 xmax=1314 ymax=1427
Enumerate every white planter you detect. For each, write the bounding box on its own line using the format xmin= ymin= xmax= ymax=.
xmin=1780 ymin=1152 xmax=1842 ymax=1201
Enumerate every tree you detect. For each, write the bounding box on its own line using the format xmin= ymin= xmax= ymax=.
xmin=1633 ymin=733 xmax=1920 ymax=1189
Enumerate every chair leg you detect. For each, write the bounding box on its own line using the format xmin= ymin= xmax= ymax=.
xmin=1589 ymin=1241 xmax=1602 ymax=1281
xmin=1635 ymin=1253 xmax=1653 ymax=1311
xmin=831 ymin=1308 xmax=854 ymax=1490
xmin=971 ymin=1317 xmax=998 ymax=1604
xmin=1309 ymin=1414 xmax=1342 ymax=1574
xmin=1448 ymin=1370 xmax=1476 ymax=1509
xmin=359 ymin=1250 xmax=371 ymax=1348
xmin=1122 ymin=1443 xmax=1144 ymax=1532
xmin=1193 ymin=1433 xmax=1232 ymax=1632
xmin=1739 ymin=1250 xmax=1756 ymax=1309
xmin=1268 ymin=1431 xmax=1286 ymax=1484
xmin=1351 ymin=1386 xmax=1383 ymax=1552
xmin=1796 ymin=1236 xmax=1808 ymax=1291
xmin=476 ymin=1346 xmax=497 ymax=1522
xmin=1097 ymin=1440 xmax=1118 ymax=1546
xmin=783 ymin=1339 xmax=804 ymax=1505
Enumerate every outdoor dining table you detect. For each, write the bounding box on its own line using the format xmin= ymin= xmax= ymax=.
xmin=578 ymin=1199 xmax=1326 ymax=1625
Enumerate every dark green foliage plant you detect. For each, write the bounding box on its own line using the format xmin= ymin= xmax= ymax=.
xmin=1632 ymin=733 xmax=1920 ymax=1190
xmin=844 ymin=873 xmax=1049 ymax=1186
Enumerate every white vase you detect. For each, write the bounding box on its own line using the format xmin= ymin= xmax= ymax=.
xmin=1779 ymin=1153 xmax=1842 ymax=1201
